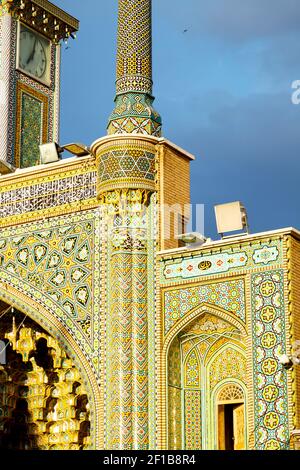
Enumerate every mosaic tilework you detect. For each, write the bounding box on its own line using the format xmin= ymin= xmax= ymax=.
xmin=108 ymin=250 xmax=148 ymax=450
xmin=168 ymin=337 xmax=182 ymax=449
xmin=108 ymin=0 xmax=162 ymax=136
xmin=0 ymin=215 xmax=94 ymax=325
xmin=96 ymin=139 xmax=157 ymax=195
xmin=0 ymin=211 xmax=102 ymax=374
xmin=168 ymin=312 xmax=246 ymax=450
xmin=108 ymin=92 xmax=162 ymax=136
xmin=98 ymin=148 xmax=155 ymax=183
xmin=164 ymin=279 xmax=245 ymax=335
xmin=181 ymin=314 xmax=238 ymax=363
xmin=104 ymin=190 xmax=151 ymax=450
xmin=15 ymin=82 xmax=49 ymax=169
xmin=164 ymin=252 xmax=248 ymax=280
xmin=0 ymin=9 xmax=61 ymax=167
xmin=116 ymin=0 xmax=152 ymax=94
xmin=185 ymin=351 xmax=200 ymax=388
xmin=0 ymin=172 xmax=97 ymax=220
xmin=108 ymin=115 xmax=162 ymax=136
xmin=209 ymin=347 xmax=246 ymax=391
xmin=252 ymin=270 xmax=289 ymax=450
xmin=184 ymin=350 xmax=201 ymax=449
xmin=161 ymin=240 xmax=283 ymax=283
xmin=184 ymin=390 xmax=201 ymax=450
xmin=20 ymin=92 xmax=43 ymax=167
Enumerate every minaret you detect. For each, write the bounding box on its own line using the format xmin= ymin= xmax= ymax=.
xmin=91 ymin=0 xmax=193 ymax=450
xmin=107 ymin=0 xmax=162 ymax=136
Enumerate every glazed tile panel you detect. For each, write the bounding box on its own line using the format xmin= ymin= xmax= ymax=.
xmin=162 ymin=242 xmax=282 ymax=283
xmin=0 ymin=210 xmax=101 ymax=374
xmin=251 ymin=270 xmax=289 ymax=450
xmin=164 ymin=279 xmax=245 ymax=335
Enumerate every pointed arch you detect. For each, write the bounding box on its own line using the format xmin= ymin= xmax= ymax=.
xmin=160 ymin=302 xmax=247 ymax=450
xmin=164 ymin=302 xmax=246 ymax=359
xmin=0 ymin=280 xmax=102 ymax=449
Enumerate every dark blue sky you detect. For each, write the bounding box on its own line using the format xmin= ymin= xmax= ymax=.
xmin=56 ymin=0 xmax=300 ymax=239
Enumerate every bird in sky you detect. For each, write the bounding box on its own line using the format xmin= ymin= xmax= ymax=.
xmin=183 ymin=29 xmax=188 ymax=33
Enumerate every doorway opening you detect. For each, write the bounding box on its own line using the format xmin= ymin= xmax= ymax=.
xmin=0 ymin=303 xmax=91 ymax=450
xmin=217 ymin=384 xmax=245 ymax=450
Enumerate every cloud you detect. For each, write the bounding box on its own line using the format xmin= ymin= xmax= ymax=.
xmin=258 ymin=34 xmax=300 ymax=86
xmin=159 ymin=88 xmax=300 ymax=235
xmin=164 ymin=89 xmax=300 ymax=163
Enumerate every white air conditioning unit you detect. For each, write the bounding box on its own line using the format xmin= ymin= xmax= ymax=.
xmin=39 ymin=142 xmax=62 ymax=164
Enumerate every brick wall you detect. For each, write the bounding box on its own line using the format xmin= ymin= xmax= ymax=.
xmin=158 ymin=143 xmax=191 ymax=251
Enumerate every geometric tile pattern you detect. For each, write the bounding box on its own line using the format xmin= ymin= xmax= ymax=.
xmin=15 ymin=80 xmax=50 ymax=169
xmin=184 ymin=390 xmax=201 ymax=450
xmin=108 ymin=250 xmax=148 ymax=450
xmin=164 ymin=279 xmax=246 ymax=335
xmin=107 ymin=0 xmax=162 ymax=136
xmin=185 ymin=351 xmax=200 ymax=388
xmin=105 ymin=193 xmax=150 ymax=450
xmin=167 ymin=338 xmax=182 ymax=449
xmin=108 ymin=114 xmax=162 ymax=137
xmin=0 ymin=221 xmax=93 ymax=323
xmin=251 ymin=270 xmax=289 ymax=450
xmin=108 ymin=92 xmax=162 ymax=136
xmin=19 ymin=92 xmax=43 ymax=168
xmin=116 ymin=0 xmax=152 ymax=94
xmin=169 ymin=312 xmax=246 ymax=450
xmin=209 ymin=347 xmax=246 ymax=391
xmin=98 ymin=148 xmax=155 ymax=183
xmin=184 ymin=350 xmax=202 ymax=449
xmin=161 ymin=241 xmax=282 ymax=283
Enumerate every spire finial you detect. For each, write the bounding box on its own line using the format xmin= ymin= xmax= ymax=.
xmin=107 ymin=0 xmax=162 ymax=136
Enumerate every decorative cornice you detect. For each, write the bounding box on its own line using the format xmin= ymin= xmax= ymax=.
xmin=0 ymin=0 xmax=79 ymax=42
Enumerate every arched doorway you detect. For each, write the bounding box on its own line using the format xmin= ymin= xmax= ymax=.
xmin=215 ymin=382 xmax=246 ymax=450
xmin=0 ymin=302 xmax=93 ymax=450
xmin=166 ymin=310 xmax=247 ymax=450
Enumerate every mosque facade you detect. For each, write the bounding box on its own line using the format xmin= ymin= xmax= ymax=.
xmin=0 ymin=0 xmax=299 ymax=451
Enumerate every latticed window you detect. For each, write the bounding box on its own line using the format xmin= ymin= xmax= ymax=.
xmin=217 ymin=383 xmax=244 ymax=403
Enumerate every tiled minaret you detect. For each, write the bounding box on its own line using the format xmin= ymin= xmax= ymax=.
xmin=93 ymin=0 xmax=160 ymax=450
xmin=107 ymin=0 xmax=162 ymax=136
xmin=92 ymin=0 xmax=192 ymax=450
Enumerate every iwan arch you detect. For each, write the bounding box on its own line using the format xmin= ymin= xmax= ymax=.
xmin=0 ymin=0 xmax=300 ymax=451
